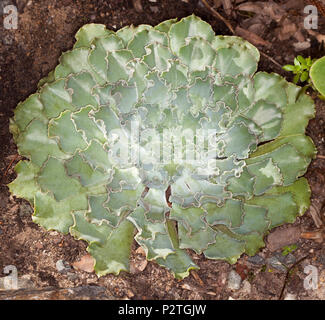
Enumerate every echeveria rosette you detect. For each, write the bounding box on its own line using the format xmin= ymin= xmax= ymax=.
xmin=9 ymin=15 xmax=316 ymax=279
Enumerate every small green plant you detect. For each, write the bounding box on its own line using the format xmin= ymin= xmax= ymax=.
xmin=281 ymin=244 xmax=297 ymax=256
xmin=283 ymin=56 xmax=316 ymax=84
xmin=283 ymin=55 xmax=325 ymax=99
xmin=9 ymin=15 xmax=316 ymax=279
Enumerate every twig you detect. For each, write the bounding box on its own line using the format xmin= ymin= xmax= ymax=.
xmin=1 ymin=154 xmax=19 ymax=181
xmin=191 ymin=270 xmax=205 ymax=286
xmin=317 ymin=154 xmax=325 ymax=160
xmin=301 ymin=230 xmax=324 ymax=242
xmin=279 ymin=255 xmax=309 ymax=300
xmin=260 ymin=51 xmax=283 ymax=70
xmin=201 ymin=0 xmax=235 ymax=34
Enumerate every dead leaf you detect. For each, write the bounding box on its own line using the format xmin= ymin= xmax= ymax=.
xmin=222 ymin=0 xmax=233 ymax=15
xmin=132 ymin=0 xmax=143 ymax=13
xmin=301 ymin=230 xmax=324 ymax=243
xmin=236 ymin=2 xmax=263 ymax=15
xmin=213 ymin=0 xmax=223 ymax=8
xmin=294 ymin=30 xmax=305 ymax=42
xmin=309 ymin=201 xmax=324 ymax=228
xmin=247 ymin=23 xmax=266 ymax=37
xmin=181 ymin=283 xmax=195 ymax=291
xmin=236 ymin=1 xmax=285 ymax=21
xmin=277 ymin=19 xmax=297 ymax=41
xmin=72 ymin=254 xmax=95 ymax=273
xmin=235 ymin=26 xmax=271 ymax=47
xmin=306 ymin=29 xmax=325 ymax=44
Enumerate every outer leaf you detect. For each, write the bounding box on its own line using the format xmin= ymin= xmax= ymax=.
xmin=310 ymin=56 xmax=325 ymax=96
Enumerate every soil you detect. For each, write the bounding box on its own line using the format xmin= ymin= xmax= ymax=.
xmin=0 ymin=0 xmax=325 ymax=300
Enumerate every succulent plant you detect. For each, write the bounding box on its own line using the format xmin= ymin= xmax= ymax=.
xmin=9 ymin=15 xmax=316 ymax=279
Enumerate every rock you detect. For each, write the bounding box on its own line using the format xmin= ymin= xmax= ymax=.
xmin=293 ymin=41 xmax=311 ymax=52
xmin=126 ymin=290 xmax=135 ymax=298
xmin=130 ymin=247 xmax=148 ymax=274
xmin=227 ymin=270 xmax=242 ymax=291
xmin=284 ymin=293 xmax=297 ymax=300
xmin=284 ymin=253 xmax=296 ymax=266
xmin=72 ymin=254 xmax=95 ymax=273
xmin=273 ymin=252 xmax=296 ymax=266
xmin=18 ymin=203 xmax=33 ymax=217
xmin=56 ymin=260 xmax=71 ymax=273
xmin=267 ymin=227 xmax=301 ymax=252
xmin=0 ymin=285 xmax=116 ymax=300
xmin=266 ymin=256 xmax=287 ymax=272
xmin=241 ymin=280 xmax=252 ymax=295
xmin=135 ymin=246 xmax=146 ymax=256
xmin=3 ymin=34 xmax=14 ymax=45
xmin=66 ymin=272 xmax=78 ymax=281
xmin=130 ymin=258 xmax=148 ymax=274
xmin=34 ymin=241 xmax=43 ymax=250
xmin=247 ymin=254 xmax=265 ymax=265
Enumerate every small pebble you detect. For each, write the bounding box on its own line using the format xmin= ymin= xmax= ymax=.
xmin=3 ymin=34 xmax=14 ymax=46
xmin=274 ymin=252 xmax=296 ymax=266
xmin=19 ymin=203 xmax=33 ymax=217
xmin=284 ymin=253 xmax=296 ymax=266
xmin=284 ymin=293 xmax=297 ymax=300
xmin=35 ymin=241 xmax=43 ymax=250
xmin=127 ymin=290 xmax=135 ymax=298
xmin=56 ymin=260 xmax=71 ymax=273
xmin=247 ymin=254 xmax=265 ymax=265
xmin=241 ymin=280 xmax=252 ymax=295
xmin=227 ymin=270 xmax=242 ymax=291
xmin=67 ymin=272 xmax=78 ymax=281
xmin=266 ymin=256 xmax=287 ymax=272
xmin=150 ymin=6 xmax=159 ymax=13
xmin=293 ymin=41 xmax=311 ymax=52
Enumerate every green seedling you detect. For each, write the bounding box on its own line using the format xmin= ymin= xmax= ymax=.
xmin=281 ymin=244 xmax=298 ymax=256
xmin=283 ymin=55 xmax=325 ymax=100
